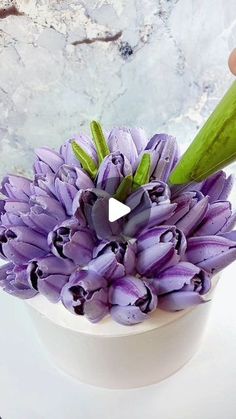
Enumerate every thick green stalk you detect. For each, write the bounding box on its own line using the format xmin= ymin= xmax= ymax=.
xmin=170 ymin=81 xmax=236 ymax=185
xmin=90 ymin=120 xmax=110 ymax=164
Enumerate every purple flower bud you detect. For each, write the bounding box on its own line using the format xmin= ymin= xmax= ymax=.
xmin=137 ymin=226 xmax=186 ymax=277
xmin=34 ymin=147 xmax=64 ymax=175
xmin=61 ymin=269 xmax=108 ymax=323
xmin=109 ymin=276 xmax=157 ymax=325
xmin=32 ymin=173 xmax=56 ymax=197
xmin=186 ymin=235 xmax=236 ymax=275
xmin=0 ymin=263 xmax=38 ymax=299
xmin=1 ymin=175 xmax=32 ymax=202
xmin=176 ymin=196 xmax=209 ymax=237
xmin=153 ymin=262 xmax=211 ymax=311
xmin=1 ymin=200 xmax=28 ymax=227
xmin=96 ymin=152 xmax=132 ymax=195
xmin=60 ymin=135 xmax=98 ymax=167
xmin=89 ymin=240 xmax=136 ymax=279
xmin=123 ymin=181 xmax=176 ymax=237
xmin=194 ymin=201 xmax=234 ymax=236
xmin=145 ymin=134 xmax=178 ymax=182
xmin=55 ymin=164 xmax=94 ymax=215
xmin=107 ymin=128 xmax=141 ymax=167
xmin=48 ymin=218 xmax=95 ymax=265
xmin=167 ymin=190 xmax=204 ymax=225
xmin=201 ymin=171 xmax=234 ymax=203
xmin=0 ymin=226 xmax=48 ymax=265
xmin=21 ymin=195 xmax=66 ymax=234
xmin=28 ymin=256 xmax=75 ymax=303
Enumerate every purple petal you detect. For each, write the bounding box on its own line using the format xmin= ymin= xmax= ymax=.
xmin=176 ymin=197 xmax=209 ymax=236
xmin=137 ymin=243 xmax=179 ymax=277
xmin=186 ymin=235 xmax=236 ymax=274
xmin=153 ymin=262 xmax=200 ymax=295
xmin=35 ymin=147 xmax=64 ymax=173
xmin=158 ymin=291 xmax=205 ymax=311
xmin=84 ymin=289 xmax=109 ymax=323
xmin=109 ymin=276 xmax=148 ymax=306
xmin=194 ymin=201 xmax=232 ymax=236
xmin=110 ymin=305 xmax=148 ymax=325
xmin=123 ymin=204 xmax=176 ymax=237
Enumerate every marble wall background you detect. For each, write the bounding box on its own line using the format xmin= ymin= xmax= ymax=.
xmin=0 ymin=0 xmax=236 ymax=177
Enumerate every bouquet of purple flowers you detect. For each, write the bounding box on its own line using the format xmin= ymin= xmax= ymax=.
xmin=0 ymin=122 xmax=235 ymax=325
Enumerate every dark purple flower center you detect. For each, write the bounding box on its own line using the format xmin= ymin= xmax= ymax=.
xmin=69 ymin=285 xmax=96 ymax=315
xmin=29 ymin=261 xmax=39 ymax=290
xmin=135 ymin=285 xmax=152 ymax=313
xmin=149 ymin=185 xmax=166 ymax=204
xmin=112 ymin=155 xmax=123 ymax=165
xmin=52 ymin=226 xmax=71 ymax=258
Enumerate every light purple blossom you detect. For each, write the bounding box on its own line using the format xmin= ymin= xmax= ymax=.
xmin=48 ymin=218 xmax=95 ymax=265
xmin=0 ymin=125 xmax=235 ymax=326
xmin=28 ymin=255 xmax=75 ymax=303
xmin=153 ymin=262 xmax=211 ymax=311
xmin=96 ymin=152 xmax=132 ymax=195
xmin=109 ymin=276 xmax=157 ymax=325
xmin=61 ymin=269 xmax=108 ymax=323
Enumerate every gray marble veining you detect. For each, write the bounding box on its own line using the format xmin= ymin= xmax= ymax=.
xmin=0 ymin=0 xmax=236 ymax=177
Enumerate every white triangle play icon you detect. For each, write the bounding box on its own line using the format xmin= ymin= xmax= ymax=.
xmin=108 ymin=198 xmax=131 ymax=222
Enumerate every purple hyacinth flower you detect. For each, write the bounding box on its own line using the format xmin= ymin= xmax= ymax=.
xmin=194 ymin=201 xmax=235 ymax=236
xmin=0 ymin=263 xmax=38 ymax=299
xmin=153 ymin=262 xmax=211 ymax=311
xmin=28 ymin=255 xmax=75 ymax=303
xmin=60 ymin=135 xmax=98 ymax=167
xmin=88 ymin=240 xmax=136 ymax=279
xmin=175 ymin=196 xmax=209 ymax=237
xmin=34 ymin=147 xmax=64 ymax=175
xmin=145 ymin=133 xmax=178 ymax=182
xmin=201 ymin=171 xmax=234 ymax=203
xmin=167 ymin=190 xmax=204 ymax=225
xmin=0 ymin=226 xmax=48 ymax=265
xmin=109 ymin=276 xmax=157 ymax=325
xmin=107 ymin=128 xmax=146 ymax=167
xmin=137 ymin=226 xmax=186 ymax=277
xmin=73 ymin=189 xmax=122 ymax=240
xmin=123 ymin=181 xmax=176 ymax=237
xmin=21 ymin=195 xmax=67 ymax=234
xmin=0 ymin=200 xmax=28 ymax=227
xmin=186 ymin=235 xmax=236 ymax=275
xmin=32 ymin=173 xmax=56 ymax=198
xmin=1 ymin=175 xmax=32 ymax=202
xmin=48 ymin=218 xmax=95 ymax=265
xmin=55 ymin=164 xmax=94 ymax=215
xmin=96 ymin=152 xmax=132 ymax=195
xmin=61 ymin=269 xmax=108 ymax=323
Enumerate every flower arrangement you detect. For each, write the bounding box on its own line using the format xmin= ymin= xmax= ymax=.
xmin=0 ymin=121 xmax=235 ymax=326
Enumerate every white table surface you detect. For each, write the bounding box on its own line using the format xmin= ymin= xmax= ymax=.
xmin=0 ymin=263 xmax=236 ymax=419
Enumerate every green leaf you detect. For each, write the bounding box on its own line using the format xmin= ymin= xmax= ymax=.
xmin=114 ymin=175 xmax=133 ymax=202
xmin=132 ymin=153 xmax=151 ymax=191
xmin=72 ymin=141 xmax=98 ymax=179
xmin=90 ymin=120 xmax=110 ymax=164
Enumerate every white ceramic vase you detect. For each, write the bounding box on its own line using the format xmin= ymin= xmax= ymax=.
xmin=26 ymin=278 xmax=218 ymax=389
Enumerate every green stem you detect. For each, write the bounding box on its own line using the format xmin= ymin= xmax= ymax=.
xmin=90 ymin=121 xmax=110 ymax=164
xmin=132 ymin=153 xmax=151 ymax=191
xmin=170 ymin=81 xmax=236 ymax=185
xmin=72 ymin=141 xmax=98 ymax=179
xmin=114 ymin=175 xmax=133 ymax=202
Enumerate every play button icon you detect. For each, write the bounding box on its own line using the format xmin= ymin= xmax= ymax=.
xmin=108 ymin=198 xmax=131 ymax=222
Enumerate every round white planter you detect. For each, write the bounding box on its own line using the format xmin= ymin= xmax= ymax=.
xmin=26 ymin=278 xmax=218 ymax=389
